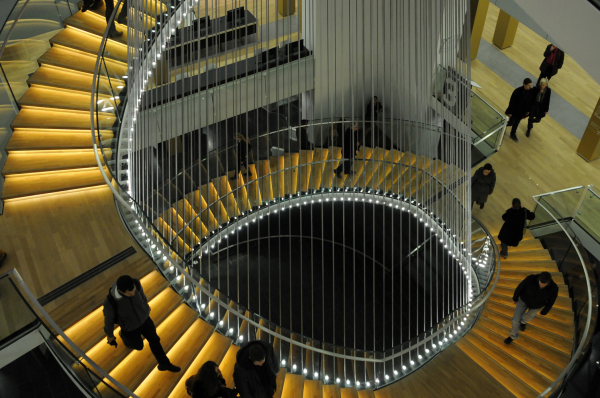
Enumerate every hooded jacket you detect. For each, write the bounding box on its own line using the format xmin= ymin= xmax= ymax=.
xmin=498 ymin=207 xmax=535 ymax=247
xmin=512 ymin=274 xmax=559 ymax=315
xmin=233 ymin=340 xmax=279 ymax=398
xmin=103 ymin=278 xmax=150 ymax=337
xmin=471 ymin=167 xmax=496 ymax=204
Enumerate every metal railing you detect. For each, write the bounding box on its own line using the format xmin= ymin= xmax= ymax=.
xmin=529 ymin=186 xmax=597 ymax=397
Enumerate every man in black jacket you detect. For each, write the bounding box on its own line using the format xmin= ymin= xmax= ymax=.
xmin=505 ymin=78 xmax=534 ymax=143
xmin=233 ymin=340 xmax=279 ymax=398
xmin=526 ymin=78 xmax=552 ymax=137
xmin=504 ymin=272 xmax=559 ymax=344
xmin=103 ymin=275 xmax=180 ymax=372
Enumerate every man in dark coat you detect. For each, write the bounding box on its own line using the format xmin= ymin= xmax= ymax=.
xmin=504 ymin=272 xmax=559 ymax=344
xmin=498 ymin=198 xmax=535 ymax=259
xmin=233 ymin=340 xmax=279 ymax=398
xmin=471 ymin=163 xmax=496 ymax=209
xmin=505 ymin=78 xmax=533 ymax=143
xmin=538 ymin=44 xmax=564 ymax=83
xmin=334 ymin=124 xmax=361 ymax=179
xmin=365 ymin=96 xmax=383 ymax=121
xmin=526 ymin=78 xmax=552 ymax=137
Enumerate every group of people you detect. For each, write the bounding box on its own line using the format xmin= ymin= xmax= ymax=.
xmin=505 ymin=44 xmax=563 ymax=142
xmin=81 ymin=0 xmax=128 ymax=38
xmin=104 ymin=275 xmax=280 ymax=398
xmin=469 ymin=43 xmax=565 ymax=346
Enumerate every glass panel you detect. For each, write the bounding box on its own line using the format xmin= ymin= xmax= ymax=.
xmin=0 ymin=275 xmax=38 ymax=342
xmin=529 ymin=188 xmax=584 ymax=227
xmin=574 ymin=190 xmax=600 ymax=242
xmin=471 ymin=92 xmax=504 ymax=142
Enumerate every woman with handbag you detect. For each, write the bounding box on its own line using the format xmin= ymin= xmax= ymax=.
xmin=498 ymin=198 xmax=536 ymax=259
xmin=526 ymin=78 xmax=552 ymax=137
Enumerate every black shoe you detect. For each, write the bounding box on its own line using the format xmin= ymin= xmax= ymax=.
xmin=526 ymin=129 xmax=531 ymax=137
xmin=504 ymin=337 xmax=513 ymax=345
xmin=519 ymin=323 xmax=526 ymax=332
xmin=158 ymin=363 xmax=181 ymax=372
xmin=108 ymin=27 xmax=123 ymax=38
xmin=510 ymin=135 xmax=518 ymax=143
xmin=480 ymin=203 xmax=484 ymax=209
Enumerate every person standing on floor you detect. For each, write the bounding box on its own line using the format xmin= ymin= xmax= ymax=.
xmin=335 ymin=124 xmax=361 ymax=179
xmin=103 ymin=275 xmax=181 ymax=372
xmin=505 ymin=78 xmax=534 ymax=143
xmin=504 ymin=272 xmax=559 ymax=344
xmin=365 ymin=96 xmax=383 ymax=121
xmin=538 ymin=44 xmax=564 ymax=83
xmin=526 ymin=78 xmax=552 ymax=137
xmin=231 ymin=133 xmax=253 ymax=180
xmin=471 ymin=163 xmax=496 ymax=209
xmin=233 ymin=340 xmax=279 ymax=398
xmin=498 ymin=198 xmax=536 ymax=259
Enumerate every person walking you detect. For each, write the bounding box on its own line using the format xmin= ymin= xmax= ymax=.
xmin=365 ymin=96 xmax=383 ymax=121
xmin=103 ymin=275 xmax=180 ymax=372
xmin=471 ymin=163 xmax=496 ymax=209
xmin=498 ymin=198 xmax=536 ymax=259
xmin=505 ymin=78 xmax=534 ymax=143
xmin=231 ymin=133 xmax=253 ymax=180
xmin=504 ymin=272 xmax=559 ymax=344
xmin=526 ymin=78 xmax=552 ymax=137
xmin=233 ymin=340 xmax=279 ymax=398
xmin=334 ymin=124 xmax=361 ymax=179
xmin=186 ymin=361 xmax=236 ymax=398
xmin=538 ymin=44 xmax=564 ymax=83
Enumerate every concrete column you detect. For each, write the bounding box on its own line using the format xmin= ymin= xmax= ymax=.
xmin=577 ymin=96 xmax=600 ymax=162
xmin=492 ymin=10 xmax=519 ymax=49
xmin=470 ymin=0 xmax=489 ymax=60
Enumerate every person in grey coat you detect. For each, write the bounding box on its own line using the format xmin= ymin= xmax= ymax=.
xmin=471 ymin=163 xmax=496 ymax=209
xmin=103 ymin=275 xmax=180 ymax=372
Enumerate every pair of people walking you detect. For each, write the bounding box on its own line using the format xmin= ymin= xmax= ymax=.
xmin=506 ymin=77 xmax=552 ymax=142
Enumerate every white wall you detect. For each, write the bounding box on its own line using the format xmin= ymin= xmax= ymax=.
xmin=510 ymin=0 xmax=600 ymax=84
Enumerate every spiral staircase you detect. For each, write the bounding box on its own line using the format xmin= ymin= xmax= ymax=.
xmin=0 ymin=1 xmax=579 ymax=397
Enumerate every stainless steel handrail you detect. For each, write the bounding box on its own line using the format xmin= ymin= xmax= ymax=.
xmin=0 ymin=268 xmax=140 ymax=398
xmin=532 ymin=186 xmax=585 ymax=198
xmin=0 ymin=0 xmax=31 ymax=60
xmin=533 ymin=198 xmax=593 ymax=397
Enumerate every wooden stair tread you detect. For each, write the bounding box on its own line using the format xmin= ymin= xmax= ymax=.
xmin=62 ymin=271 xmax=166 ymax=352
xmin=168 ymin=332 xmax=232 ymax=398
xmin=471 ymin=323 xmax=563 ymax=381
xmin=50 ymin=27 xmax=128 ymax=63
xmin=275 ymin=368 xmax=287 ymax=398
xmin=485 ymin=301 xmax=574 ymax=339
xmin=477 ymin=314 xmax=571 ymax=367
xmin=356 ymin=389 xmax=374 ymax=398
xmin=502 ymin=249 xmax=553 ymax=262
xmin=281 ymin=374 xmax=305 ymax=398
xmin=493 ymin=286 xmax=572 ymax=311
xmin=302 ymin=380 xmax=323 ymax=398
xmin=39 ymin=46 xmax=126 ymax=77
xmin=101 ymin=304 xmax=198 ymax=394
xmin=82 ymin=287 xmax=182 ymax=373
xmin=7 ymin=129 xmax=114 ymax=150
xmin=63 ymin=12 xmax=128 ymax=46
xmin=499 ymin=270 xmax=565 ymax=284
xmin=323 ymin=385 xmax=342 ymax=398
xmin=463 ymin=331 xmax=551 ymax=394
xmin=219 ymin=344 xmax=241 ymax=389
xmin=497 ymin=277 xmax=569 ymax=297
xmin=498 ymin=239 xmax=545 ymax=252
xmin=455 ymin=338 xmax=539 ymax=398
xmin=494 ymin=231 xmax=536 ymax=243
xmin=18 ymin=86 xmax=117 ymax=112
xmin=340 ymin=388 xmax=359 ymax=398
xmin=11 ymin=108 xmax=116 ymax=130
xmin=28 ymin=66 xmax=123 ymax=95
xmin=1 ymin=168 xmax=108 ymax=200
xmin=489 ymin=294 xmax=573 ymax=325
xmin=133 ymin=318 xmax=214 ymax=397
xmin=3 ymin=150 xmax=108 ymax=175
xmin=500 ymin=260 xmax=559 ymax=272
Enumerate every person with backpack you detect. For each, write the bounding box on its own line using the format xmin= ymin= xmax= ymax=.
xmin=498 ymin=198 xmax=536 ymax=259
xmin=103 ymin=275 xmax=180 ymax=372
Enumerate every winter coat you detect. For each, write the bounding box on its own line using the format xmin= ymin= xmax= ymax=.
xmin=539 ymin=44 xmax=564 ymax=78
xmin=233 ymin=341 xmax=279 ymax=398
xmin=513 ymin=274 xmax=559 ymax=314
xmin=529 ymin=86 xmax=552 ymax=119
xmin=471 ymin=167 xmax=496 ymax=204
xmin=341 ymin=127 xmax=360 ymax=159
xmin=505 ymin=86 xmax=533 ymax=117
xmin=103 ymin=279 xmax=150 ymax=337
xmin=498 ymin=207 xmax=536 ymax=247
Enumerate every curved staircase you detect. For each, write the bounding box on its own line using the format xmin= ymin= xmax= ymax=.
xmin=456 ymin=232 xmax=574 ymax=398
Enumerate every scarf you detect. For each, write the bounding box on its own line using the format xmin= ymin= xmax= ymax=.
xmin=535 ymin=88 xmax=546 ymax=104
xmin=546 ymin=48 xmax=558 ymax=66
